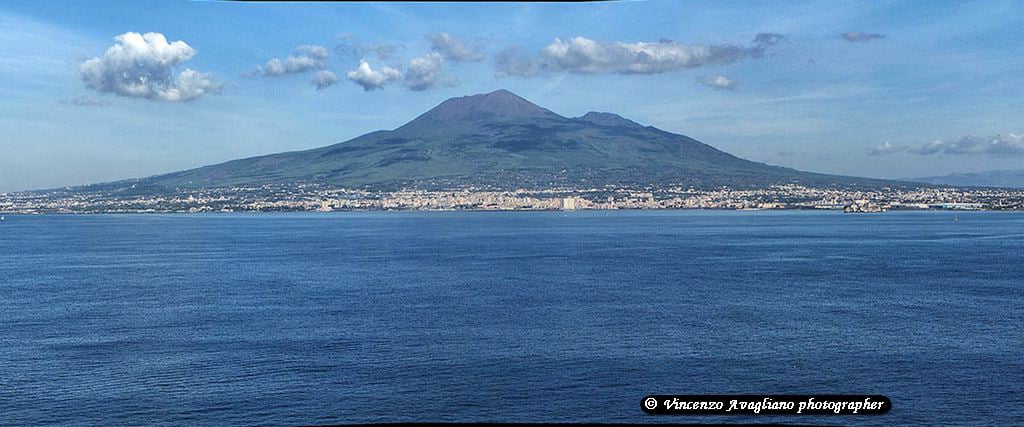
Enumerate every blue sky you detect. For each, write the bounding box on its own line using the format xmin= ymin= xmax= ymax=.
xmin=2 ymin=0 xmax=1023 ymax=192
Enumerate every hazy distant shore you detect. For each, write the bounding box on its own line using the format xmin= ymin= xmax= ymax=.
xmin=3 ymin=184 xmax=1022 ymax=214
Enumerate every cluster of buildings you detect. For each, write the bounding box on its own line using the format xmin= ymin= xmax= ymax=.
xmin=2 ymin=184 xmax=1022 ymax=214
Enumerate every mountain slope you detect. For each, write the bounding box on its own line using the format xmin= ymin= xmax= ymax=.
xmin=91 ymin=89 xmax=903 ymax=191
xmin=909 ymin=169 xmax=1024 ymax=188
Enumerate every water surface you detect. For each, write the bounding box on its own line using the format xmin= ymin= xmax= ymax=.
xmin=1 ymin=211 xmax=1021 ymax=425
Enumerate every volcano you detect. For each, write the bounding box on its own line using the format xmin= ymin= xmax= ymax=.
xmin=87 ymin=89 xmax=900 ymax=191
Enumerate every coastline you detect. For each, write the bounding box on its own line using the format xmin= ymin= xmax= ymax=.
xmin=3 ymin=184 xmax=1022 ymax=214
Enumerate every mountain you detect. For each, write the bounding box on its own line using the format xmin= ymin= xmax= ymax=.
xmin=82 ymin=89 xmax=903 ymax=192
xmin=909 ymin=169 xmax=1024 ymax=188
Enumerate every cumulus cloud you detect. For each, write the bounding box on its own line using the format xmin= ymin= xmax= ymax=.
xmin=346 ymin=60 xmax=402 ymax=91
xmin=866 ymin=142 xmax=907 ymax=156
xmin=427 ymin=32 xmax=484 ymax=62
xmin=496 ymin=33 xmax=785 ymax=77
xmin=912 ymin=134 xmax=1024 ymax=156
xmin=404 ymin=52 xmax=456 ymax=91
xmin=699 ymin=75 xmax=738 ymax=90
xmin=80 ymin=32 xmax=221 ymax=102
xmin=311 ymin=70 xmax=339 ymax=90
xmin=841 ymin=32 xmax=885 ymax=42
xmin=165 ymin=69 xmax=222 ymax=101
xmin=256 ymin=45 xmax=328 ymax=76
xmin=335 ymin=32 xmax=481 ymax=92
xmin=334 ymin=32 xmax=483 ymax=93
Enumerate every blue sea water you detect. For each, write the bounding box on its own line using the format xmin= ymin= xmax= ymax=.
xmin=0 ymin=211 xmax=1021 ymax=425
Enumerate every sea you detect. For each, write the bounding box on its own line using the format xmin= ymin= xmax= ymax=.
xmin=1 ymin=211 xmax=1021 ymax=426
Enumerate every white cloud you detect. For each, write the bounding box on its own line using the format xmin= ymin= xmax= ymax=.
xmin=699 ymin=75 xmax=738 ymax=90
xmin=80 ymin=32 xmax=221 ymax=102
xmin=496 ymin=33 xmax=784 ymax=77
xmin=346 ymin=60 xmax=401 ymax=91
xmin=912 ymin=134 xmax=1024 ymax=156
xmin=427 ymin=32 xmax=484 ymax=62
xmin=403 ymin=52 xmax=455 ymax=91
xmin=337 ymin=32 xmax=480 ymax=93
xmin=866 ymin=141 xmax=907 ymax=156
xmin=310 ymin=70 xmax=339 ymax=90
xmin=161 ymin=69 xmax=221 ymax=102
xmin=841 ymin=32 xmax=885 ymax=42
xmin=257 ymin=45 xmax=328 ymax=76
